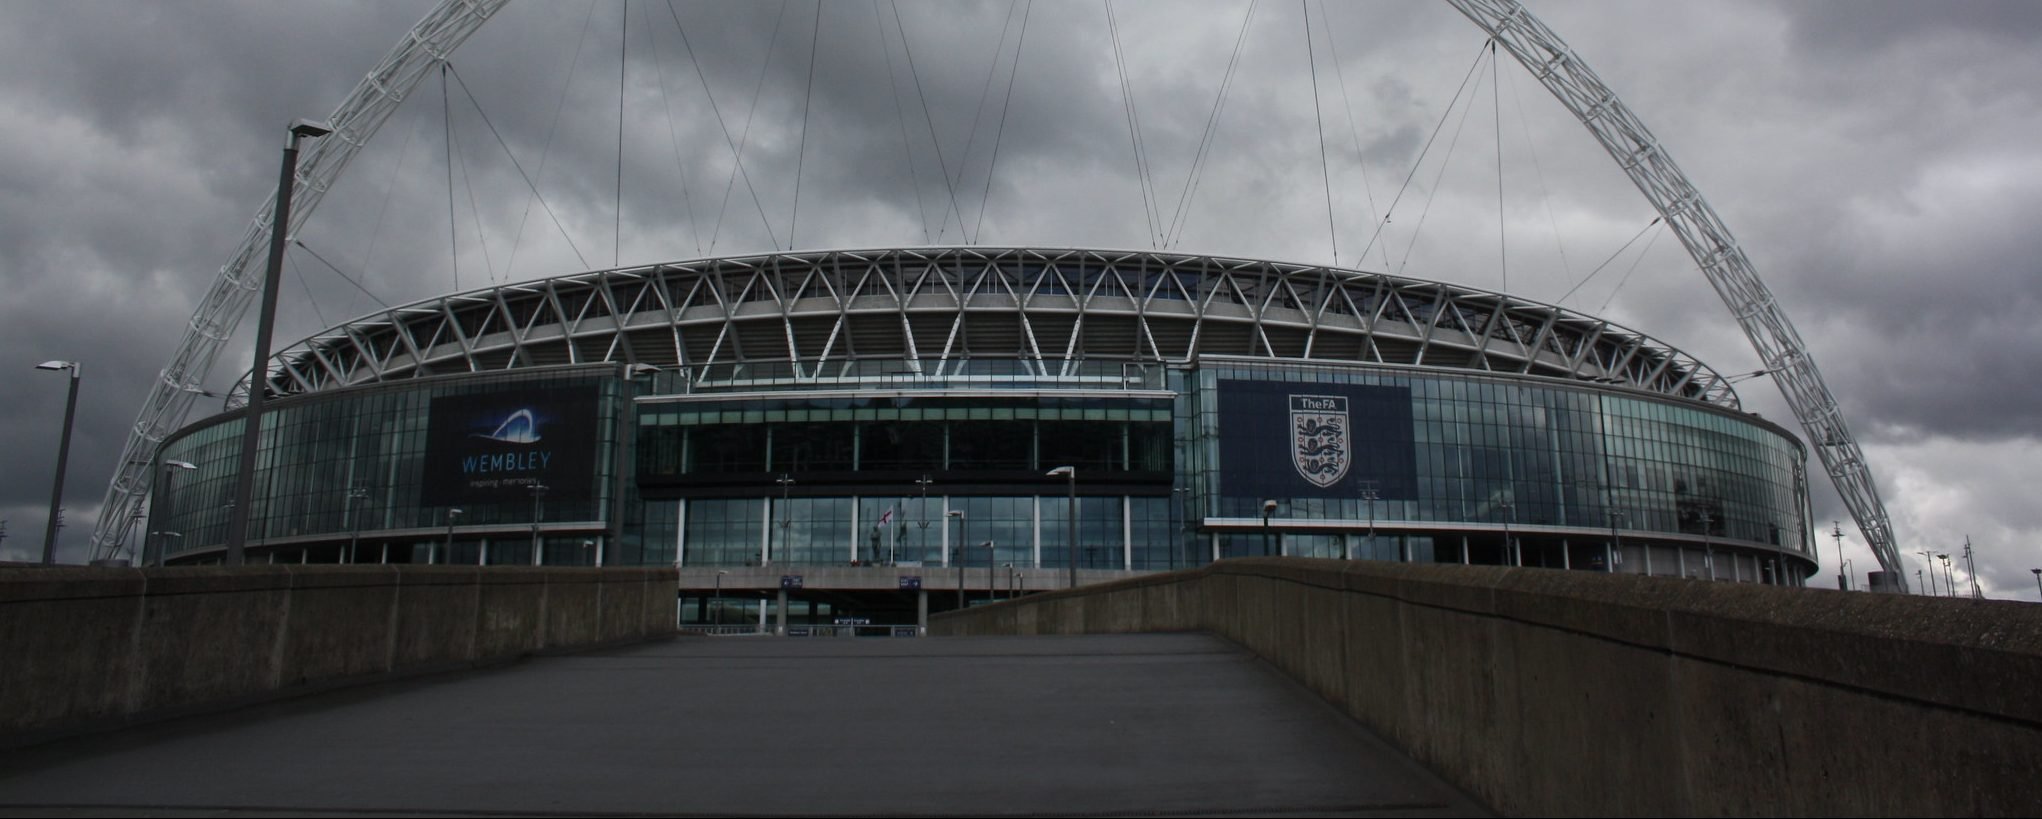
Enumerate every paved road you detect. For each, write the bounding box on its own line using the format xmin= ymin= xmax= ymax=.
xmin=0 ymin=633 xmax=1487 ymax=817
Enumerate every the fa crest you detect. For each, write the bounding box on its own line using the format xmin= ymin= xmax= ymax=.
xmin=1291 ymin=394 xmax=1351 ymax=488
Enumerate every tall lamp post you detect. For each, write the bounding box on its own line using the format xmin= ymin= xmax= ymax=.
xmin=2031 ymin=568 xmax=2040 ymax=601
xmin=529 ymin=483 xmax=549 ymax=564
xmin=714 ymin=570 xmax=728 ymax=627
xmin=440 ymin=508 xmax=463 ymax=565
xmin=1260 ymin=499 xmax=1278 ymax=558
xmin=1047 ymin=466 xmax=1076 ymax=590
xmin=773 ymin=474 xmax=794 ymax=566
xmin=1499 ymin=497 xmax=1517 ymax=567
xmin=225 ymin=119 xmax=332 ymax=567
xmin=154 ymin=459 xmax=197 ymax=566
xmin=949 ymin=510 xmax=967 ymax=608
xmin=1937 ymin=554 xmax=1954 ymax=598
xmin=1359 ymin=483 xmax=1379 ymax=562
xmin=915 ymin=475 xmax=933 ymax=564
xmin=35 ymin=360 xmax=81 ymax=565
xmin=1917 ymin=550 xmax=1940 ymax=597
xmin=346 ymin=486 xmax=369 ymax=564
xmin=1830 ymin=521 xmax=1848 ymax=591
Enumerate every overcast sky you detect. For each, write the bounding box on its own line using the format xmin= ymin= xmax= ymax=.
xmin=1 ymin=0 xmax=2036 ymax=597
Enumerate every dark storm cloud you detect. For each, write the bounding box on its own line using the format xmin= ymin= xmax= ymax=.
xmin=0 ymin=0 xmax=2036 ymax=596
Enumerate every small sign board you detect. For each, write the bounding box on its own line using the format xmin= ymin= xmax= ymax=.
xmin=833 ymin=616 xmax=872 ymax=626
xmin=780 ymin=575 xmax=804 ymax=590
xmin=786 ymin=627 xmax=812 ymax=637
xmin=892 ymin=626 xmax=921 ymax=638
xmin=898 ymin=576 xmax=922 ymax=590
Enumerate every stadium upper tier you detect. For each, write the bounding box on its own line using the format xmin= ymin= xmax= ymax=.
xmin=256 ymin=247 xmax=1739 ymax=407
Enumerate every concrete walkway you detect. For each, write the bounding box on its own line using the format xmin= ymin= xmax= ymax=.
xmin=0 ymin=633 xmax=1487 ymax=817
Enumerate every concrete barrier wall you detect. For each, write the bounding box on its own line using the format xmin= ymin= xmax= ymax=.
xmin=931 ymin=558 xmax=2042 ymax=816
xmin=0 ymin=565 xmax=676 ymax=746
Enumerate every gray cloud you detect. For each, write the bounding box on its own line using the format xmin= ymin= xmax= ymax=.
xmin=0 ymin=0 xmax=2036 ymax=598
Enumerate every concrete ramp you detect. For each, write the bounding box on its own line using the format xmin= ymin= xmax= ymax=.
xmin=0 ymin=633 xmax=1485 ymax=816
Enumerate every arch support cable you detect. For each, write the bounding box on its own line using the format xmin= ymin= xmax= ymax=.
xmin=1446 ymin=0 xmax=1903 ymax=589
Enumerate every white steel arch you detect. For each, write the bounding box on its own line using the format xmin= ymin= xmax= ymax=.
xmin=1445 ymin=0 xmax=1902 ymax=588
xmin=96 ymin=0 xmax=1902 ymax=591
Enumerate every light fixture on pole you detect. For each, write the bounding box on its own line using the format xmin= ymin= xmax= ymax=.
xmin=347 ymin=486 xmax=369 ymax=564
xmin=225 ymin=118 xmax=332 ymax=567
xmin=1831 ymin=521 xmax=1847 ymax=591
xmin=1937 ymin=554 xmax=1954 ymax=598
xmin=1359 ymin=482 xmax=1379 ymax=561
xmin=1260 ymin=499 xmax=1279 ymax=558
xmin=2031 ymin=568 xmax=2040 ymax=601
xmin=35 ymin=360 xmax=81 ymax=565
xmin=1499 ymin=496 xmax=1517 ymax=567
xmin=441 ymin=508 xmax=463 ymax=565
xmin=916 ymin=474 xmax=934 ymax=563
xmin=1917 ymin=550 xmax=1940 ymax=597
xmin=1047 ymin=466 xmax=1076 ymax=590
xmin=948 ymin=510 xmax=967 ymax=608
xmin=714 ymin=569 xmax=728 ymax=627
xmin=983 ymin=539 xmax=995 ymax=604
xmin=529 ymin=483 xmax=549 ymax=562
xmin=154 ymin=459 xmax=197 ymax=566
xmin=774 ymin=474 xmax=794 ymax=566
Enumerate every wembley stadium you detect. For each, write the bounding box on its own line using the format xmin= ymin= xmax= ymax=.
xmin=144 ymin=246 xmax=1816 ymax=622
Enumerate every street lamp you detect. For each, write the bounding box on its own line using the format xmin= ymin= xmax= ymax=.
xmin=1047 ymin=466 xmax=1076 ymax=590
xmin=1606 ymin=510 xmax=1625 ymax=573
xmin=714 ymin=569 xmax=729 ymax=626
xmin=1917 ymin=550 xmax=1940 ymax=597
xmin=2031 ymin=569 xmax=2040 ymax=601
xmin=983 ymin=539 xmax=996 ymax=604
xmin=1937 ymin=554 xmax=1954 ymax=598
xmin=915 ymin=474 xmax=934 ymax=564
xmin=1260 ymin=499 xmax=1279 ymax=558
xmin=1830 ymin=521 xmax=1848 ymax=591
xmin=343 ymin=486 xmax=371 ymax=563
xmin=441 ymin=508 xmax=463 ymax=565
xmin=1499 ymin=496 xmax=1517 ymax=567
xmin=773 ymin=474 xmax=794 ymax=566
xmin=529 ymin=483 xmax=549 ymax=563
xmin=35 ymin=360 xmax=81 ymax=565
xmin=154 ymin=459 xmax=197 ymax=567
xmin=1359 ymin=482 xmax=1379 ymax=561
xmin=225 ymin=118 xmax=332 ymax=566
xmin=949 ymin=510 xmax=967 ymax=608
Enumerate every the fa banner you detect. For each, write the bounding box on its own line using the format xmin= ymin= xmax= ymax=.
xmin=1291 ymin=395 xmax=1351 ymax=487
xmin=1217 ymin=379 xmax=1415 ymax=500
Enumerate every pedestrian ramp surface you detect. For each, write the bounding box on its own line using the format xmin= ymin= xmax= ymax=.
xmin=0 ymin=632 xmax=1487 ymax=817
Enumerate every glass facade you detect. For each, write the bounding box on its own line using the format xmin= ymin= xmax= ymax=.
xmin=148 ymin=367 xmax=623 ymax=565
xmin=148 ymin=356 xmax=1809 ymax=583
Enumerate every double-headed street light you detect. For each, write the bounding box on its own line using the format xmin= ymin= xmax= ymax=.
xmin=153 ymin=460 xmax=197 ymax=566
xmin=1047 ymin=466 xmax=1076 ymax=590
xmin=35 ymin=360 xmax=81 ymax=565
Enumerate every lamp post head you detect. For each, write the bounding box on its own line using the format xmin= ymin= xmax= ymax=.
xmin=449 ymin=507 xmax=464 ymax=518
xmin=1047 ymin=466 xmax=1074 ymax=478
xmin=35 ymin=360 xmax=78 ymax=377
xmin=1261 ymin=499 xmax=1278 ymax=516
xmin=289 ymin=119 xmax=333 ymax=139
xmin=948 ymin=510 xmax=965 ymax=520
xmin=624 ymin=363 xmax=662 ymax=377
xmin=164 ymin=460 xmax=197 ymax=472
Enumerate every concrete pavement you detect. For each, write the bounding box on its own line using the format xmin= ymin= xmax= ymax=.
xmin=0 ymin=633 xmax=1487 ymax=816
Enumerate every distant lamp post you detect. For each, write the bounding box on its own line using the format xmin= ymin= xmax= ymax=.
xmin=35 ymin=360 xmax=81 ymax=565
xmin=983 ymin=539 xmax=996 ymax=604
xmin=915 ymin=474 xmax=934 ymax=563
xmin=1498 ymin=496 xmax=1517 ymax=567
xmin=225 ymin=118 xmax=333 ymax=567
xmin=1937 ymin=553 xmax=1954 ymax=598
xmin=1260 ymin=499 xmax=1279 ymax=558
xmin=1359 ymin=482 xmax=1379 ymax=562
xmin=154 ymin=459 xmax=197 ymax=566
xmin=1917 ymin=550 xmax=1940 ymax=597
xmin=770 ymin=474 xmax=796 ymax=566
xmin=441 ymin=508 xmax=463 ymax=565
xmin=1047 ymin=466 xmax=1076 ymax=590
xmin=529 ymin=482 xmax=549 ymax=563
xmin=2031 ymin=568 xmax=2040 ymax=600
xmin=1831 ymin=521 xmax=1848 ymax=591
xmin=1841 ymin=559 xmax=1855 ymax=592
xmin=346 ymin=486 xmax=370 ymax=564
xmin=949 ymin=510 xmax=967 ymax=608
xmin=714 ymin=570 xmax=729 ymax=626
